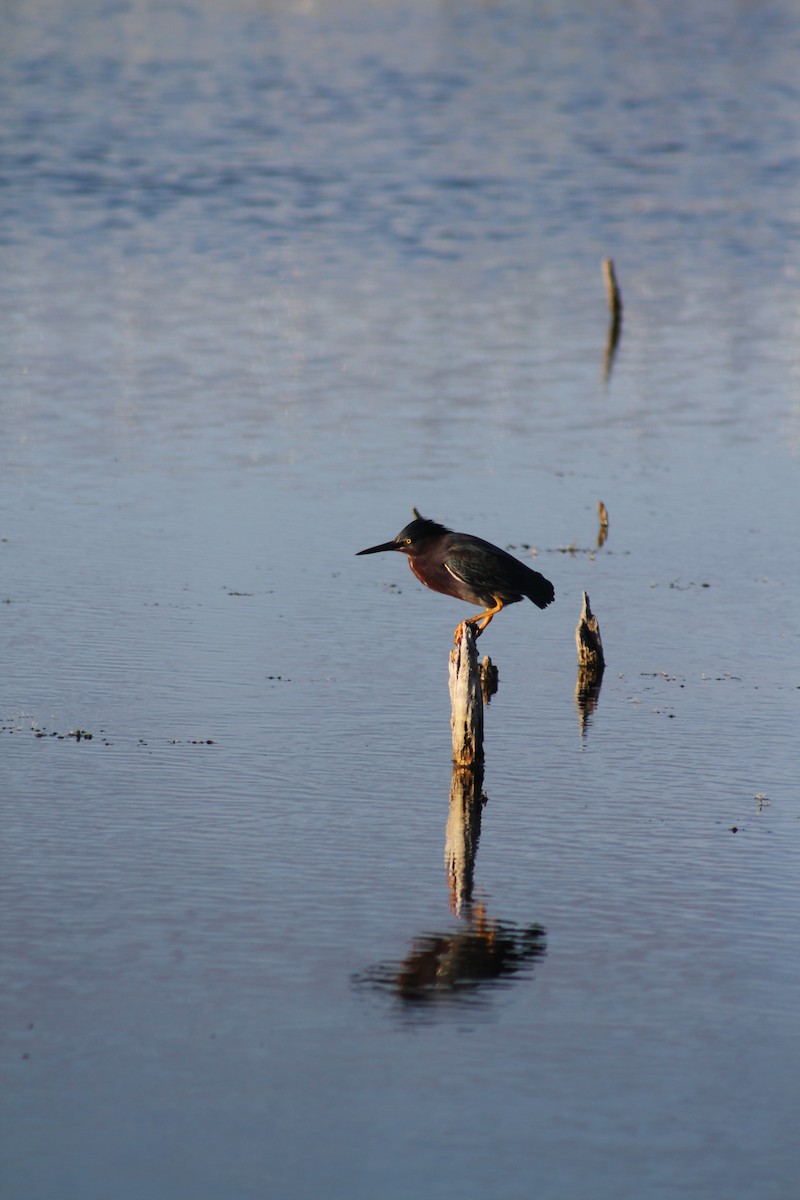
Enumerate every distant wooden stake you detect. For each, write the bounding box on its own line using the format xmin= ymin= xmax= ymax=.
xmin=602 ymin=258 xmax=623 ymax=324
xmin=602 ymin=258 xmax=623 ymax=382
xmin=597 ymin=500 xmax=609 ymax=549
xmin=449 ymin=623 xmax=484 ymax=768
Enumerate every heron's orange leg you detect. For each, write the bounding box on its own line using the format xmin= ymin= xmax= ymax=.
xmin=454 ymin=597 xmax=505 ymax=641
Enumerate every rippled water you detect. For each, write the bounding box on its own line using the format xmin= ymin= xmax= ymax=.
xmin=2 ymin=2 xmax=799 ymax=1198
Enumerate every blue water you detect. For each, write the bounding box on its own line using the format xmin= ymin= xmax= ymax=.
xmin=2 ymin=2 xmax=799 ymax=1198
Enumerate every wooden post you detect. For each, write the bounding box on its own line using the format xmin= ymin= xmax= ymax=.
xmin=447 ymin=624 xmax=490 ymax=908
xmin=449 ymin=622 xmax=484 ymax=768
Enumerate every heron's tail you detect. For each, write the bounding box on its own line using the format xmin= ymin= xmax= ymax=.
xmin=525 ymin=572 xmax=555 ymax=610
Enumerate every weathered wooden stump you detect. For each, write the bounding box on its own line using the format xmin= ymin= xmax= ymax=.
xmin=449 ymin=622 xmax=484 ymax=768
xmin=447 ymin=624 xmax=491 ymax=907
xmin=576 ymin=590 xmax=604 ymax=676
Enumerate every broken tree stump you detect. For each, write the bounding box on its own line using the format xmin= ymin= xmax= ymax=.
xmin=576 ymin=590 xmax=605 ymax=678
xmin=449 ymin=622 xmax=484 ymax=768
xmin=575 ymin=590 xmax=605 ymax=732
xmin=479 ymin=655 xmax=499 ymax=705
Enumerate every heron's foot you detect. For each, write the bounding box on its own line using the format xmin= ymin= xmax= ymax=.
xmin=454 ymin=617 xmax=483 ymax=642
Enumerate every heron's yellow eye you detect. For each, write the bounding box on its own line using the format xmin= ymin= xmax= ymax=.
xmin=405 ymin=538 xmax=412 ymax=545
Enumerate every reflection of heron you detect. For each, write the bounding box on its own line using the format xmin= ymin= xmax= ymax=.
xmin=355 ymin=755 xmax=548 ymax=1008
xmin=358 ymin=516 xmax=554 ymax=638
xmin=357 ymin=913 xmax=546 ymax=1006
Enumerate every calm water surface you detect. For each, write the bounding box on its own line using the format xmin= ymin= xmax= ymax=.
xmin=1 ymin=2 xmax=799 ymax=1198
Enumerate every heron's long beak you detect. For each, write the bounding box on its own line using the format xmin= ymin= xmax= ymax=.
xmin=356 ymin=539 xmax=401 ymax=555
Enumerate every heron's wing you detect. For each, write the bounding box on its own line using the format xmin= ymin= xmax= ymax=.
xmin=447 ymin=537 xmax=554 ymax=609
xmin=444 ymin=540 xmax=520 ymax=600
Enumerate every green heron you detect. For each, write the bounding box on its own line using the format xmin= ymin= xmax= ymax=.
xmin=357 ymin=516 xmax=554 ymax=637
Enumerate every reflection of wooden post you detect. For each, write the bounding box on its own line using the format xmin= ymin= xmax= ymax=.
xmin=446 ymin=764 xmax=484 ymax=914
xmin=449 ymin=623 xmax=484 ymax=768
